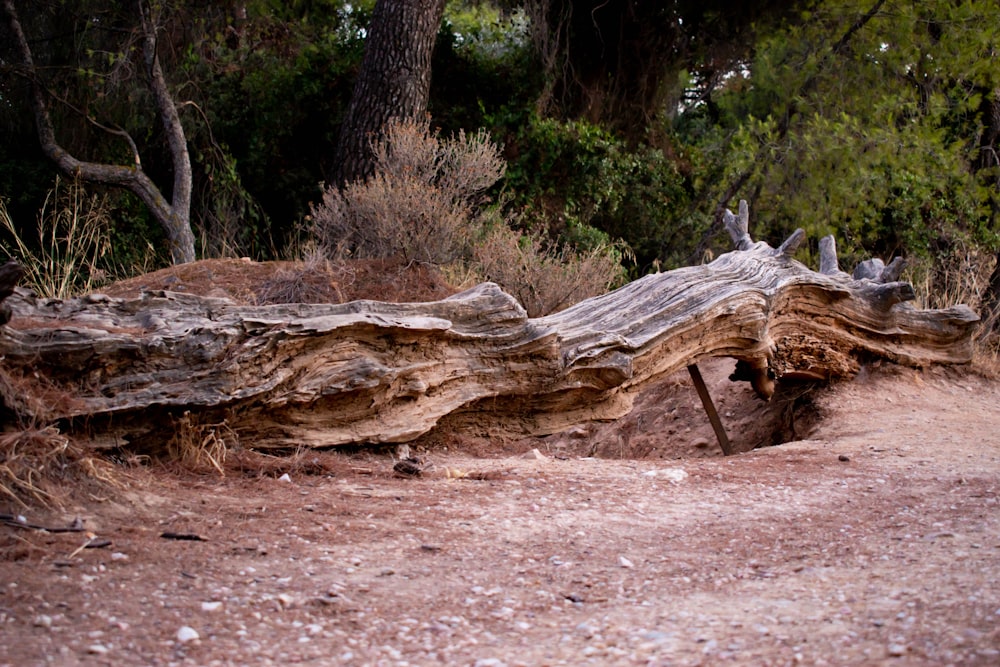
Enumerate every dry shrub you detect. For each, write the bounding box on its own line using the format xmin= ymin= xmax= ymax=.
xmin=909 ymin=243 xmax=1000 ymax=363
xmin=311 ymin=117 xmax=504 ymax=265
xmin=254 ymin=252 xmax=344 ymax=305
xmin=309 ymin=116 xmax=626 ymax=315
xmin=471 ymin=225 xmax=626 ymax=317
xmin=314 ymin=174 xmax=471 ymax=264
xmin=0 ymin=426 xmax=118 ymax=509
xmin=166 ymin=412 xmax=236 ymax=476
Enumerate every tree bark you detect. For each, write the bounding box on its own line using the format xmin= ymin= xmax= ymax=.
xmin=528 ymin=0 xmax=803 ymax=141
xmin=1 ymin=0 xmax=197 ymax=265
xmin=333 ymin=0 xmax=448 ymax=186
xmin=0 ymin=203 xmax=979 ymax=451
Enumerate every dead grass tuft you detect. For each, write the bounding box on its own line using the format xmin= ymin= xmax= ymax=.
xmin=165 ymin=412 xmax=236 ymax=476
xmin=254 ymin=253 xmax=344 ymax=305
xmin=0 ymin=426 xmax=119 ymax=510
xmin=470 ymin=225 xmax=627 ymax=316
xmin=0 ymin=177 xmax=116 ymax=299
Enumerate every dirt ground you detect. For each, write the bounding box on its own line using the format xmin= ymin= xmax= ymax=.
xmin=1 ymin=261 xmax=999 ymax=666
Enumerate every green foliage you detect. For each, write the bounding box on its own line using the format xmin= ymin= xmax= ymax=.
xmin=703 ymin=0 xmax=1000 ymax=273
xmin=499 ymin=114 xmax=698 ymax=271
xmin=177 ymin=4 xmax=368 ymax=252
xmin=3 ymin=0 xmax=998 ymax=317
xmin=431 ymin=4 xmax=541 ymax=133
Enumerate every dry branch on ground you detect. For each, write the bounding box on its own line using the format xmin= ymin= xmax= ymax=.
xmin=0 ymin=203 xmax=979 ymax=451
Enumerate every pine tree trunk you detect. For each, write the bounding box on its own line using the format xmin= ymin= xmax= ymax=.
xmin=333 ymin=0 xmax=448 ymax=185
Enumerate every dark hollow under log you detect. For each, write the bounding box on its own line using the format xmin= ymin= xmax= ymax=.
xmin=0 ymin=203 xmax=979 ymax=450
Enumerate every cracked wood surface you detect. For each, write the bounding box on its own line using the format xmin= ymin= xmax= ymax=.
xmin=0 ymin=205 xmax=979 ymax=450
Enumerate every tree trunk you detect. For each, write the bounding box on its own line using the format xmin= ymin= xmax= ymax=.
xmin=528 ymin=0 xmax=802 ymax=141
xmin=1 ymin=0 xmax=197 ymax=265
xmin=333 ymin=0 xmax=448 ymax=186
xmin=0 ymin=203 xmax=978 ymax=452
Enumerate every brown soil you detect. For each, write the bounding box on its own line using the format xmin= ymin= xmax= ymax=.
xmin=1 ymin=260 xmax=998 ymax=666
xmin=98 ymin=257 xmax=460 ymax=306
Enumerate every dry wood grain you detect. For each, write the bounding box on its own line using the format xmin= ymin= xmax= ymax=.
xmin=0 ymin=204 xmax=979 ymax=450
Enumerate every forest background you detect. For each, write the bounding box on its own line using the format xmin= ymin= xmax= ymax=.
xmin=1 ymin=0 xmax=998 ymax=329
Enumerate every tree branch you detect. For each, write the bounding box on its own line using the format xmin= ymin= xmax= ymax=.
xmin=1 ymin=0 xmax=196 ymax=265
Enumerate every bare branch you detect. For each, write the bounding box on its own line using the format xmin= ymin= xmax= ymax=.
xmin=1 ymin=0 xmax=196 ymax=265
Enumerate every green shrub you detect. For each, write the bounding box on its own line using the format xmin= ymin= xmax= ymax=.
xmin=499 ymin=115 xmax=697 ymax=271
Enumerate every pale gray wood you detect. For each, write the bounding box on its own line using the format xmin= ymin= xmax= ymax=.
xmin=0 ymin=202 xmax=979 ymax=449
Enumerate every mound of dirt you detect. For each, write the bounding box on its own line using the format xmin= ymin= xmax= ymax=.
xmin=100 ymin=257 xmax=460 ymax=305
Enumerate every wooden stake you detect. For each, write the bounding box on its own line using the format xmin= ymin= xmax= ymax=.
xmin=687 ymin=364 xmax=733 ymax=456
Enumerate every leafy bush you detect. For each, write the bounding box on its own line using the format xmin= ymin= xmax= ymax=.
xmin=499 ymin=115 xmax=697 ymax=271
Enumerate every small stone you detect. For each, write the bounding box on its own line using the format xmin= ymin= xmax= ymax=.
xmin=838 ymin=454 xmax=850 ymax=462
xmin=201 ymin=601 xmax=223 ymax=612
xmin=521 ymin=448 xmax=548 ymax=461
xmin=278 ymin=473 xmax=292 ymax=482
xmin=87 ymin=644 xmax=109 ymax=655
xmin=887 ymin=643 xmax=907 ymax=657
xmin=619 ymin=556 xmax=635 ymax=568
xmin=33 ymin=615 xmax=53 ymax=628
xmin=643 ymin=468 xmax=688 ymax=483
xmin=176 ymin=626 xmax=200 ymax=643
xmin=111 ymin=552 xmax=128 ymax=561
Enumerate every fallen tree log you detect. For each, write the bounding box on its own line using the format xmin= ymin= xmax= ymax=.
xmin=0 ymin=202 xmax=979 ymax=450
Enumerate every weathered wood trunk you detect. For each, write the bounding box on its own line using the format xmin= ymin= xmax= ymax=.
xmin=0 ymin=204 xmax=979 ymax=450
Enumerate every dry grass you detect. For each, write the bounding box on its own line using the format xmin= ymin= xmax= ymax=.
xmin=0 ymin=367 xmax=83 ymax=427
xmin=0 ymin=177 xmax=113 ymax=299
xmin=909 ymin=243 xmax=1000 ymax=374
xmin=165 ymin=412 xmax=236 ymax=476
xmin=0 ymin=426 xmax=119 ymax=510
xmin=254 ymin=252 xmax=345 ymax=305
xmin=470 ymin=225 xmax=627 ymax=317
